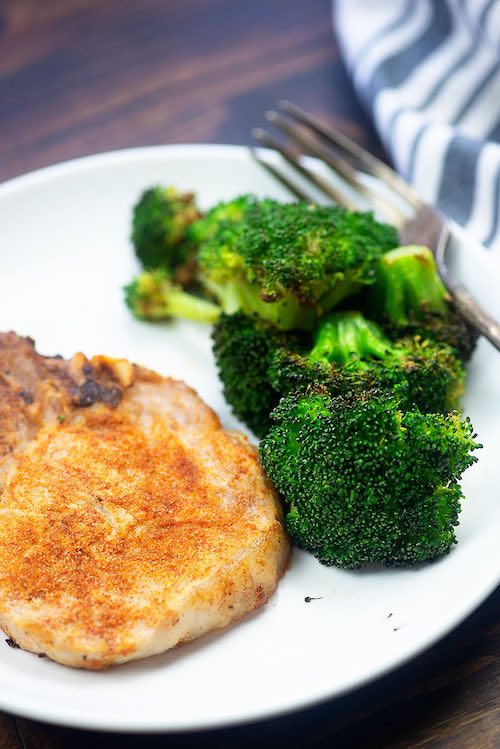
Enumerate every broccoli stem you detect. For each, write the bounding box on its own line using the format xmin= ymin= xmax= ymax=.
xmin=203 ymin=277 xmax=319 ymax=331
xmin=314 ymin=279 xmax=363 ymax=314
xmin=125 ymin=270 xmax=221 ymax=324
xmin=152 ymin=289 xmax=221 ymax=324
xmin=372 ymin=245 xmax=449 ymax=325
xmin=308 ymin=312 xmax=393 ymax=365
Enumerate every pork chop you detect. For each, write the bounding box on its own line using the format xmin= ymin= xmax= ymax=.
xmin=0 ymin=332 xmax=289 ymax=669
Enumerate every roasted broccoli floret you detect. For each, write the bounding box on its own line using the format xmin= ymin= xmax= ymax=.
xmin=125 ymin=270 xmax=220 ymax=324
xmin=213 ymin=309 xmax=464 ymax=437
xmin=370 ymin=245 xmax=478 ymax=361
xmin=199 ymin=200 xmax=398 ymax=330
xmin=187 ymin=195 xmax=258 ymax=246
xmin=269 ymin=311 xmax=465 ymax=414
xmin=370 ymin=245 xmax=448 ymax=323
xmin=260 ymin=387 xmax=480 ymax=568
xmin=383 ymin=308 xmax=479 ymax=364
xmin=132 ymin=187 xmax=201 ymax=283
xmin=212 ymin=312 xmax=301 ymax=438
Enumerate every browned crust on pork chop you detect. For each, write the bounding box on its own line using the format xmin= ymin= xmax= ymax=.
xmin=0 ymin=333 xmax=289 ymax=668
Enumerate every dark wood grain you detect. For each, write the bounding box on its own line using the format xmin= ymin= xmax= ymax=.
xmin=0 ymin=1 xmax=498 ymax=747
xmin=0 ymin=0 xmax=384 ymax=183
xmin=0 ymin=713 xmax=22 ymax=749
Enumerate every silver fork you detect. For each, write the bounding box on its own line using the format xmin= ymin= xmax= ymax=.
xmin=252 ymin=100 xmax=500 ymax=351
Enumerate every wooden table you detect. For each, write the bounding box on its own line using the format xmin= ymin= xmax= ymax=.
xmin=1 ymin=1 xmax=498 ymax=746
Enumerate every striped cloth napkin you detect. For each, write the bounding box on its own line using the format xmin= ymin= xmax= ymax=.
xmin=333 ymin=0 xmax=500 ymax=253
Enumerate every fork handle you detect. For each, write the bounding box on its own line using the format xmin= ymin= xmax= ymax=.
xmin=436 ymin=231 xmax=500 ymax=352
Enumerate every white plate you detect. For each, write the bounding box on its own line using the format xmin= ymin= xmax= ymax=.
xmin=0 ymin=144 xmax=498 ymax=733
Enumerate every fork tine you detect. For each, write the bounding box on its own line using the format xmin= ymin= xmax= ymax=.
xmin=278 ymin=100 xmax=422 ymax=210
xmin=250 ymin=143 xmax=314 ymax=202
xmin=435 ymin=228 xmax=500 ymax=349
xmin=252 ymin=128 xmax=360 ymax=210
xmin=266 ymin=110 xmax=404 ymax=226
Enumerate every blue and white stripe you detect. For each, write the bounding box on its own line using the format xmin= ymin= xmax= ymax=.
xmin=334 ymin=0 xmax=500 ymax=252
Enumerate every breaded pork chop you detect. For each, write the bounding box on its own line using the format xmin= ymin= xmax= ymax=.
xmin=0 ymin=332 xmax=289 ymax=669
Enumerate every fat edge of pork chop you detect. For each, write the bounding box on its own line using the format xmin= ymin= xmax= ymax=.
xmin=0 ymin=332 xmax=290 ymax=669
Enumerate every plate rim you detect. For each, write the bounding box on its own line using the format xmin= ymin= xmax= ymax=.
xmin=0 ymin=143 xmax=253 ymax=196
xmin=0 ymin=143 xmax=498 ymax=733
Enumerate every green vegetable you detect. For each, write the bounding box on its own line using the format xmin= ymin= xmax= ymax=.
xmin=199 ymin=200 xmax=398 ymax=330
xmin=187 ymin=195 xmax=258 ymax=246
xmin=124 ymin=269 xmax=220 ymax=324
xmin=371 ymin=245 xmax=449 ymax=324
xmin=212 ymin=312 xmax=301 ymax=438
xmin=260 ymin=387 xmax=480 ymax=568
xmin=383 ymin=309 xmax=479 ymax=364
xmin=132 ymin=187 xmax=201 ymax=283
xmin=213 ymin=309 xmax=464 ymax=437
xmin=269 ymin=311 xmax=465 ymax=414
xmin=370 ymin=245 xmax=478 ymax=361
